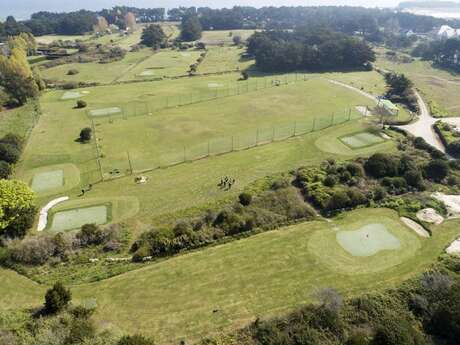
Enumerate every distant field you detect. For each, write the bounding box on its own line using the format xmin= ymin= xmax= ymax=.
xmin=198 ymin=46 xmax=254 ymax=73
xmin=201 ymin=29 xmax=257 ymax=45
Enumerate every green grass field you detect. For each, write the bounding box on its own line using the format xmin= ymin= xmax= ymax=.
xmin=201 ymin=30 xmax=257 ymax=45
xmin=198 ymin=46 xmax=254 ymax=73
xmin=2 ymin=208 xmax=459 ymax=343
xmin=376 ymin=48 xmax=460 ymax=117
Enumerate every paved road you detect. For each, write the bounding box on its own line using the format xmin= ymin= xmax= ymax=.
xmin=398 ymin=91 xmax=446 ymax=152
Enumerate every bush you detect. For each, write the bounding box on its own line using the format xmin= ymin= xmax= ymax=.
xmin=0 ymin=160 xmax=12 ymax=179
xmin=239 ymin=192 xmax=252 ymax=206
xmin=76 ymin=100 xmax=87 ymax=109
xmin=118 ymin=335 xmax=155 ymax=345
xmin=67 ymin=69 xmax=79 ymax=75
xmin=372 ymin=316 xmax=415 ymax=345
xmin=424 ymin=159 xmax=449 ymax=182
xmin=66 ymin=318 xmax=95 ymax=344
xmin=76 ymin=224 xmax=105 ymax=247
xmin=403 ymin=169 xmax=423 ymax=188
xmin=79 ymin=127 xmax=92 ymax=142
xmin=326 ymin=190 xmax=350 ymax=211
xmin=323 ymin=175 xmax=337 ymax=187
xmin=381 ymin=177 xmax=407 ymax=194
xmin=447 ymin=140 xmax=460 ymax=158
xmin=11 ymin=235 xmax=56 ymax=265
xmin=364 ymin=153 xmax=399 ymax=178
xmin=346 ymin=162 xmax=364 ymax=177
xmin=44 ymin=282 xmax=72 ymax=314
xmin=0 ymin=133 xmax=24 ymax=150
xmin=62 ymin=82 xmax=79 ymax=90
xmin=0 ymin=143 xmax=20 ymax=164
xmin=373 ymin=186 xmax=387 ymax=201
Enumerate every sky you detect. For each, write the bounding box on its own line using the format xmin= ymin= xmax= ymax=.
xmin=1 ymin=0 xmax=403 ymax=20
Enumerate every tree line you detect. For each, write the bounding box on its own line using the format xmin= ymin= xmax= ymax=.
xmin=412 ymin=38 xmax=460 ymax=73
xmin=246 ymin=30 xmax=375 ymax=72
xmin=2 ymin=5 xmax=459 ymax=39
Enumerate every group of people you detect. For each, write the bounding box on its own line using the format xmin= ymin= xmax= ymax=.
xmin=80 ymin=184 xmax=93 ymax=196
xmin=218 ymin=176 xmax=235 ymax=191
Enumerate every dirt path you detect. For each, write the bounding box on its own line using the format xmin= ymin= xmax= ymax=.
xmin=327 ymin=79 xmax=378 ymax=103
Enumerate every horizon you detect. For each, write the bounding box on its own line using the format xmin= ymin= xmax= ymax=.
xmin=1 ymin=0 xmax=403 ymax=21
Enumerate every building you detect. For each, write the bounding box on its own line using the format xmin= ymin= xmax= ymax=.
xmin=437 ymin=25 xmax=460 ymax=39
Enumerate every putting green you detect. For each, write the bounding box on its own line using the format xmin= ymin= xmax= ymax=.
xmin=336 ymin=224 xmax=401 ymax=256
xmin=31 ymin=170 xmax=64 ymax=192
xmin=308 ymin=209 xmax=422 ymax=274
xmin=61 ymin=91 xmax=83 ymax=100
xmin=16 ymin=163 xmax=81 ymax=196
xmin=50 ymin=205 xmax=109 ymax=232
xmin=47 ymin=196 xmax=140 ymax=232
xmin=89 ymin=107 xmax=122 ymax=117
xmin=339 ymin=131 xmax=385 ymax=149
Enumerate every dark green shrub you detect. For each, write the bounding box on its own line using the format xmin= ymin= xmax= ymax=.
xmin=327 ymin=190 xmax=350 ymax=211
xmin=44 ymin=282 xmax=72 ymax=314
xmin=0 ymin=143 xmax=20 ymax=164
xmin=67 ymin=69 xmax=79 ymax=75
xmin=373 ymin=186 xmax=387 ymax=201
xmin=132 ymin=245 xmax=151 ymax=263
xmin=424 ymin=159 xmax=449 ymax=182
xmin=340 ymin=170 xmax=352 ymax=183
xmin=271 ymin=178 xmax=290 ymax=190
xmin=79 ymin=127 xmax=92 ymax=142
xmin=346 ymin=162 xmax=364 ymax=177
xmin=239 ymin=192 xmax=252 ymax=206
xmin=118 ymin=335 xmax=155 ymax=345
xmin=403 ymin=169 xmax=423 ymax=188
xmin=381 ymin=177 xmax=407 ymax=194
xmin=0 ymin=160 xmax=12 ymax=179
xmin=76 ymin=224 xmax=105 ymax=246
xmin=429 ymin=284 xmax=460 ymax=341
xmin=448 ymin=175 xmax=460 ymax=186
xmin=372 ymin=315 xmax=418 ymax=345
xmin=0 ymin=133 xmax=24 ymax=150
xmin=347 ymin=188 xmax=368 ymax=207
xmin=364 ymin=153 xmax=399 ymax=178
xmin=447 ymin=140 xmax=460 ymax=158
xmin=323 ymin=175 xmax=337 ymax=187
xmin=76 ymin=100 xmax=87 ymax=109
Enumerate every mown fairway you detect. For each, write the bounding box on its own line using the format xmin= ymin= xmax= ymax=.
xmin=2 ymin=208 xmax=459 ymax=343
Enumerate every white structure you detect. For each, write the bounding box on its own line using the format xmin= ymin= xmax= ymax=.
xmin=437 ymin=25 xmax=460 ymax=39
xmin=37 ymin=196 xmax=69 ymax=231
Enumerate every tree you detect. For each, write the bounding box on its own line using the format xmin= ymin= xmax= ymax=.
xmin=79 ymin=127 xmax=92 ymax=142
xmin=76 ymin=223 xmax=105 ymax=246
xmin=44 ymin=282 xmax=72 ymax=314
xmin=0 ymin=46 xmax=41 ymax=105
xmin=93 ymin=16 xmax=109 ymax=33
xmin=180 ymin=15 xmax=202 ymax=41
xmin=447 ymin=140 xmax=460 ymax=158
xmin=239 ymin=192 xmax=252 ymax=206
xmin=0 ymin=161 xmax=11 ymax=179
xmin=76 ymin=100 xmax=87 ymax=109
xmin=364 ymin=153 xmax=399 ymax=178
xmin=0 ymin=143 xmax=20 ymax=164
xmin=233 ymin=35 xmax=242 ymax=45
xmin=125 ymin=12 xmax=136 ymax=30
xmin=0 ymin=179 xmax=36 ymax=239
xmin=118 ymin=335 xmax=155 ymax=345
xmin=424 ymin=159 xmax=449 ymax=182
xmin=141 ymin=24 xmax=166 ymax=48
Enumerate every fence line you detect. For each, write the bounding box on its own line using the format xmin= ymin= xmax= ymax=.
xmin=86 ymin=73 xmax=311 ymax=121
xmin=97 ymin=109 xmax=358 ymax=182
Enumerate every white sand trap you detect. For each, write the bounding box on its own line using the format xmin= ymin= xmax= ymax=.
xmin=139 ymin=70 xmax=155 ymax=76
xmin=208 ymin=83 xmax=224 ymax=88
xmin=400 ymin=217 xmax=430 ymax=237
xmin=31 ymin=170 xmax=64 ymax=192
xmin=446 ymin=239 xmax=460 ymax=255
xmin=89 ymin=107 xmax=122 ymax=117
xmin=336 ymin=223 xmax=401 ymax=257
xmin=416 ymin=208 xmax=444 ymax=224
xmin=37 ymin=196 xmax=69 ymax=231
xmin=61 ymin=91 xmax=83 ymax=100
xmin=432 ymin=193 xmax=460 ymax=218
xmin=180 ymin=52 xmax=191 ymax=57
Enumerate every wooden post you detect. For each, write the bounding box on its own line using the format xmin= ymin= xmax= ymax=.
xmin=293 ymin=121 xmax=297 ymax=136
xmin=127 ymin=151 xmax=133 ymax=175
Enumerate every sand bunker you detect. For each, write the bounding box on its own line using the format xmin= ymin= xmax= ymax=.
xmin=89 ymin=107 xmax=122 ymax=117
xmin=400 ymin=217 xmax=430 ymax=237
xmin=432 ymin=193 xmax=460 ymax=218
xmin=37 ymin=196 xmax=69 ymax=231
xmin=336 ymin=223 xmax=401 ymax=257
xmin=446 ymin=239 xmax=460 ymax=255
xmin=416 ymin=208 xmax=444 ymax=224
